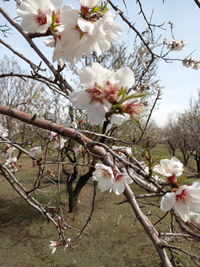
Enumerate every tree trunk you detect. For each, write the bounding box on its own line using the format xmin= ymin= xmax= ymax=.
xmin=67 ymin=167 xmax=95 ymax=213
xmin=195 ymin=154 xmax=200 ymax=173
xmin=67 ymin=183 xmax=76 ymax=213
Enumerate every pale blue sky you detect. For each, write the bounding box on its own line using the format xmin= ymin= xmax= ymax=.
xmin=0 ymin=0 xmax=200 ymax=126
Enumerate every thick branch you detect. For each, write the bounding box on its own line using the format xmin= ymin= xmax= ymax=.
xmin=0 ymin=105 xmax=113 ymax=166
xmin=0 ymin=105 xmax=172 ymax=265
xmin=124 ymin=185 xmax=172 ymax=267
xmin=194 ymin=0 xmax=200 ymax=8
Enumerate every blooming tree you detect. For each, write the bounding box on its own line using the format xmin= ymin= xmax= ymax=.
xmin=0 ymin=0 xmax=200 ymax=265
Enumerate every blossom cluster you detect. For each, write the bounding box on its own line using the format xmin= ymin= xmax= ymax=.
xmin=182 ymin=57 xmax=200 ymax=69
xmin=69 ymin=63 xmax=143 ymax=125
xmin=92 ymin=163 xmax=133 ymax=195
xmin=153 ymin=157 xmax=200 ymax=223
xmin=50 ymin=131 xmax=67 ymax=149
xmin=3 ymin=145 xmax=18 ymax=172
xmin=165 ymin=39 xmax=187 ymax=51
xmin=17 ymin=0 xmax=122 ymax=63
xmin=49 ymin=238 xmax=71 ymax=254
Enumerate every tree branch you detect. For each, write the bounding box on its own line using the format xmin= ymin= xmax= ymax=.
xmin=0 ymin=104 xmax=172 ymax=265
xmin=194 ymin=0 xmax=200 ymax=8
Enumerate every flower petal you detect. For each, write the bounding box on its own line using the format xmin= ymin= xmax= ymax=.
xmin=110 ymin=67 xmax=135 ymax=89
xmin=160 ymin=192 xmax=176 ymax=212
xmin=69 ymin=90 xmax=91 ymax=109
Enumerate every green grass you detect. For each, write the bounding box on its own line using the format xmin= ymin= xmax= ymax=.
xmin=0 ymin=145 xmax=198 ymax=266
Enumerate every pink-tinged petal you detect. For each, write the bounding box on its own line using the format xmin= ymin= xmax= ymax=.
xmin=17 ymin=0 xmax=60 ymax=33
xmin=160 ymin=192 xmax=176 ymax=212
xmin=69 ymin=90 xmax=91 ymax=109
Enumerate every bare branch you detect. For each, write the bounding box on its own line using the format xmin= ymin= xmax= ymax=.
xmin=194 ymin=0 xmax=200 ymax=9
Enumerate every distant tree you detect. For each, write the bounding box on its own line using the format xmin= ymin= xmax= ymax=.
xmin=162 ymin=116 xmax=179 ymax=157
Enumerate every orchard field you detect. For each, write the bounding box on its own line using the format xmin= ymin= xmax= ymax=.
xmin=0 ymin=145 xmax=197 ymax=267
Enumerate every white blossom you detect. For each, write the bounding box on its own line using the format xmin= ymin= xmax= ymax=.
xmin=79 ymin=0 xmax=103 ymax=8
xmin=49 ymin=5 xmax=122 ymax=63
xmin=183 ymin=57 xmax=196 ymax=68
xmin=0 ymin=125 xmax=8 ymax=138
xmin=69 ymin=90 xmax=92 ymax=110
xmin=86 ymin=99 xmax=111 ymax=124
xmin=92 ymin=164 xmax=133 ymax=195
xmin=49 ymin=132 xmax=67 ymax=149
xmin=4 ymin=156 xmax=18 ymax=172
xmin=6 ymin=146 xmax=16 ymax=157
xmin=193 ymin=62 xmax=200 ymax=69
xmin=5 ymin=156 xmax=17 ymax=166
xmin=92 ymin=163 xmax=114 ymax=192
xmin=69 ymin=63 xmax=135 ymax=125
xmin=167 ymin=40 xmax=187 ymax=51
xmin=17 ymin=0 xmax=62 ymax=33
xmin=160 ymin=181 xmax=200 ymax=222
xmin=54 ymin=136 xmax=67 ymax=149
xmin=49 ymin=241 xmax=60 ymax=254
xmin=111 ymin=169 xmax=133 ymax=195
xmin=74 ymin=145 xmax=85 ymax=156
xmin=50 ymin=131 xmax=59 ymax=141
xmin=29 ymin=146 xmax=42 ymax=158
xmin=153 ymin=157 xmax=183 ymax=178
xmin=64 ymin=238 xmax=71 ymax=249
xmin=71 ymin=121 xmax=78 ymax=129
xmin=110 ymin=113 xmax=130 ymax=126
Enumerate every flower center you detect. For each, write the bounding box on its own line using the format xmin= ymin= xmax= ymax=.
xmin=36 ymin=10 xmax=47 ymax=25
xmin=101 ymin=169 xmax=112 ymax=178
xmin=104 ymin=83 xmax=119 ymax=103
xmin=176 ymin=189 xmax=189 ymax=203
xmin=87 ymin=86 xmax=106 ymax=102
xmin=115 ymin=173 xmax=124 ymax=181
xmin=87 ymin=83 xmax=119 ymax=103
xmin=167 ymin=175 xmax=177 ymax=184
